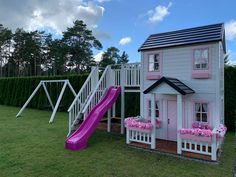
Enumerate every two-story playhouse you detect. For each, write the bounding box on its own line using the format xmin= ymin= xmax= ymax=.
xmin=134 ymin=23 xmax=226 ymax=161
xmin=63 ymin=23 xmax=226 ymax=161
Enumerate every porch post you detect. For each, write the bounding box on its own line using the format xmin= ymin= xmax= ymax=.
xmin=177 ymin=94 xmax=183 ymax=154
xmin=120 ymin=64 xmax=125 ymax=134
xmin=151 ymin=93 xmax=156 ymax=149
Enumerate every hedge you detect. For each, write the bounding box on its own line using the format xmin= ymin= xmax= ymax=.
xmin=0 ymin=67 xmax=235 ymax=131
xmin=0 ymin=75 xmax=87 ymax=111
xmin=0 ymin=75 xmax=140 ymax=117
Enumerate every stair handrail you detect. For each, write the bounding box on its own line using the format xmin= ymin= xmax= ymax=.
xmin=82 ymin=66 xmax=111 ymax=117
xmin=67 ymin=66 xmax=99 ymax=136
xmin=68 ymin=66 xmax=98 ymax=112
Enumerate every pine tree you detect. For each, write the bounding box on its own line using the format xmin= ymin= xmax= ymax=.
xmin=62 ymin=20 xmax=102 ymax=74
xmin=99 ymin=47 xmax=120 ymax=68
xmin=117 ymin=51 xmax=129 ymax=64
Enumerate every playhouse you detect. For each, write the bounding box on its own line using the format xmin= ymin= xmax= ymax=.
xmin=18 ymin=23 xmax=227 ymax=161
xmin=66 ymin=23 xmax=227 ymax=161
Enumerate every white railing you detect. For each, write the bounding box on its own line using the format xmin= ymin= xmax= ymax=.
xmin=113 ymin=69 xmax=121 ymax=87
xmin=181 ymin=139 xmax=212 ymax=156
xmin=67 ymin=66 xmax=99 ymax=136
xmin=111 ymin=63 xmax=141 ymax=87
xmin=180 ymin=127 xmax=222 ymax=161
xmin=82 ymin=66 xmax=111 ymax=117
xmin=126 ymin=129 xmax=152 ymax=145
xmin=124 ymin=63 xmax=141 ymax=87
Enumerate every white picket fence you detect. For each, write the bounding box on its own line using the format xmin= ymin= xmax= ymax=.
xmin=180 ymin=128 xmax=221 ymax=160
xmin=126 ymin=129 xmax=152 ymax=145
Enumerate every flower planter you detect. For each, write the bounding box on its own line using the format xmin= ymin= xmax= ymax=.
xmin=127 ymin=126 xmax=152 ymax=133
xmin=180 ymin=134 xmax=212 ymax=143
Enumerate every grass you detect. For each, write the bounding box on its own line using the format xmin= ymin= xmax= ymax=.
xmin=0 ymin=105 xmax=235 ymax=177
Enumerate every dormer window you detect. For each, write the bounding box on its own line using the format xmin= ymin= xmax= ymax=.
xmin=194 ymin=48 xmax=209 ymax=70
xmin=192 ymin=47 xmax=210 ymax=79
xmin=148 ymin=54 xmax=160 ymax=71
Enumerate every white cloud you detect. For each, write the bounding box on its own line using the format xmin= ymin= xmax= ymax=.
xmin=119 ymin=37 xmax=132 ymax=45
xmin=147 ymin=2 xmax=172 ymax=24
xmin=96 ymin=0 xmax=111 ymax=3
xmin=94 ymin=51 xmax=104 ymax=62
xmin=93 ymin=30 xmax=111 ymax=40
xmin=225 ymin=20 xmax=236 ymax=41
xmin=0 ymin=0 xmax=105 ymax=35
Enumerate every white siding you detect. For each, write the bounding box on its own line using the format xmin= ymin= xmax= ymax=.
xmin=140 ymin=42 xmax=223 ymax=139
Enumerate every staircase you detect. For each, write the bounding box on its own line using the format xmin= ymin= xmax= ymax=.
xmin=67 ymin=63 xmax=141 ymax=136
xmin=67 ymin=66 xmax=99 ymax=136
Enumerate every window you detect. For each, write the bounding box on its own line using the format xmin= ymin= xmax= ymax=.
xmin=195 ymin=103 xmax=208 ymax=122
xmin=193 ymin=48 xmax=209 ymax=70
xmin=148 ymin=100 xmax=159 ymax=118
xmin=148 ymin=54 xmax=160 ymax=71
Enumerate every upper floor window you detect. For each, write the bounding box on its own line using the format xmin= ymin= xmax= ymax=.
xmin=193 ymin=48 xmax=209 ymax=70
xmin=148 ymin=54 xmax=160 ymax=71
xmin=195 ymin=103 xmax=208 ymax=122
xmin=148 ymin=100 xmax=159 ymax=118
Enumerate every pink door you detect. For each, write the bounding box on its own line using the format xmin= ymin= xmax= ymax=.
xmin=167 ymin=100 xmax=177 ymax=141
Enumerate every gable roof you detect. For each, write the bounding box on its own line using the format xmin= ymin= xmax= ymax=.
xmin=143 ymin=77 xmax=195 ymax=95
xmin=138 ymin=23 xmax=226 ymax=52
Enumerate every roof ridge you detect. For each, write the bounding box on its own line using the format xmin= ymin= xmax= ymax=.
xmin=149 ymin=23 xmax=224 ymax=37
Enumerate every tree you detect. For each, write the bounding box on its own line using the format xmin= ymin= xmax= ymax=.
xmin=11 ymin=29 xmax=44 ymax=76
xmin=117 ymin=51 xmax=129 ymax=64
xmin=224 ymin=53 xmax=229 ymax=65
xmin=0 ymin=24 xmax=12 ymax=77
xmin=62 ymin=20 xmax=102 ymax=74
xmin=99 ymin=47 xmax=120 ymax=68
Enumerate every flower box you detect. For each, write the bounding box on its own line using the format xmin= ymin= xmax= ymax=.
xmin=180 ymin=134 xmax=212 ymax=143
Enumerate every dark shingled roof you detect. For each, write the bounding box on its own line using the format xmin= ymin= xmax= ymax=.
xmin=138 ymin=23 xmax=226 ymax=52
xmin=143 ymin=77 xmax=195 ymax=95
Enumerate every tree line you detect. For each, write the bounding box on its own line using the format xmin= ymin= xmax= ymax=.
xmin=0 ymin=20 xmax=129 ymax=77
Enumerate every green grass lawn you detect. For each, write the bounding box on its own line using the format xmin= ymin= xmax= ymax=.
xmin=0 ymin=105 xmax=235 ymax=177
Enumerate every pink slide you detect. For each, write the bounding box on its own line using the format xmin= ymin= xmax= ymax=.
xmin=65 ymin=86 xmax=121 ymax=151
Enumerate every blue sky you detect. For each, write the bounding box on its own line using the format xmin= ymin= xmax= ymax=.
xmin=93 ymin=0 xmax=236 ymax=63
xmin=0 ymin=0 xmax=236 ymax=64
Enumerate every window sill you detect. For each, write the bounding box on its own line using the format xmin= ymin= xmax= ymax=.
xmin=192 ymin=70 xmax=210 ymax=79
xmin=146 ymin=72 xmax=161 ymax=80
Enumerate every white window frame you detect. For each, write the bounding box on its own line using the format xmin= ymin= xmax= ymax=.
xmin=148 ymin=53 xmax=160 ymax=72
xmin=193 ymin=48 xmax=209 ymax=70
xmin=194 ymin=102 xmax=208 ymax=123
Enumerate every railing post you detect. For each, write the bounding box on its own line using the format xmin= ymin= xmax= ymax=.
xmin=107 ymin=108 xmax=111 ymax=132
xmin=126 ymin=129 xmax=130 ymax=144
xmin=112 ymin=103 xmax=116 ymax=118
xmin=67 ymin=111 xmax=72 ymax=137
xmin=211 ymin=130 xmax=217 ymax=161
xmin=120 ymin=64 xmax=125 ymax=134
xmin=92 ymin=66 xmax=99 ymax=90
